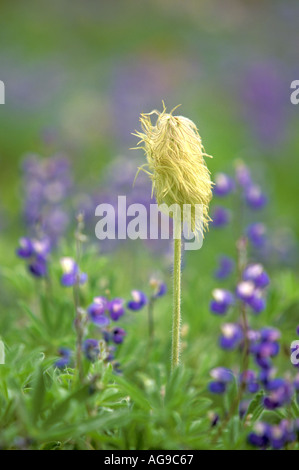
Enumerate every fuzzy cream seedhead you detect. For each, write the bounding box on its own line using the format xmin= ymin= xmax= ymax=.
xmin=133 ymin=104 xmax=214 ymax=234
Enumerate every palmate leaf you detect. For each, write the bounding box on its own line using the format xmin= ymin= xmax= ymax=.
xmin=36 ymin=410 xmax=129 ymax=442
xmin=245 ymin=390 xmax=265 ymax=423
xmin=113 ymin=375 xmax=152 ymax=411
xmin=42 ymin=383 xmax=94 ymax=427
xmin=18 ymin=301 xmax=53 ymax=342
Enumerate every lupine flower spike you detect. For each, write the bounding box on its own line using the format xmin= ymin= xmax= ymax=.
xmin=134 ymin=103 xmax=213 ymax=370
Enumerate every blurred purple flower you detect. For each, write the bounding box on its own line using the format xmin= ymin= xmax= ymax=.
xmin=21 ymin=154 xmax=73 ymax=243
xmin=243 ymin=264 xmax=269 ymax=289
xmin=208 ymin=367 xmax=234 ymax=394
xmin=55 ymin=348 xmax=72 ymax=368
xmin=83 ymin=339 xmax=99 ymax=362
xmin=244 ymin=185 xmax=267 ymax=210
xmin=214 ymin=255 xmax=234 ymax=280
xmin=239 ymin=370 xmax=260 ymax=394
xmin=16 ymin=236 xmax=50 ymax=278
xmin=60 ymin=257 xmax=87 ymax=287
xmin=210 ymin=289 xmax=234 ymax=315
xmin=149 ymin=278 xmax=167 ymax=298
xmin=108 ymin=298 xmax=125 ymax=321
xmin=235 ymin=161 xmax=252 ymax=188
xmin=219 ymin=323 xmax=243 ymax=350
xmin=211 ymin=206 xmax=231 ymax=228
xmin=246 ymin=222 xmax=267 ymax=248
xmin=127 ymin=290 xmax=148 ymax=311
xmin=111 ymin=327 xmax=126 ymax=345
xmin=213 ymin=173 xmax=235 ymax=197
xmin=88 ymin=297 xmax=110 ymax=327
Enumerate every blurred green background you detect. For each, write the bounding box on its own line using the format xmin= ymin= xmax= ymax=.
xmin=1 ymin=3 xmax=299 ymax=450
xmin=0 ymin=0 xmax=298 ymax=239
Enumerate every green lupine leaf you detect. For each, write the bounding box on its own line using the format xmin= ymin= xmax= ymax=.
xmin=246 ymin=390 xmax=265 ymax=422
xmin=31 ymin=366 xmax=46 ymax=423
xmin=113 ymin=375 xmax=151 ymax=411
xmin=43 ymin=383 xmax=94 ymax=427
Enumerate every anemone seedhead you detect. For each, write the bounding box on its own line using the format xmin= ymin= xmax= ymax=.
xmin=133 ymin=103 xmax=213 ymax=234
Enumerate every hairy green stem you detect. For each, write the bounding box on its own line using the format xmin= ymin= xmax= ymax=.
xmin=171 ymin=236 xmax=182 ymax=371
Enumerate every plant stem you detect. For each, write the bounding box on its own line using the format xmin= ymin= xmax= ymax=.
xmin=73 ymin=213 xmax=85 ymax=383
xmin=148 ymin=297 xmax=155 ymax=341
xmin=73 ymin=284 xmax=84 ymax=383
xmin=171 ymin=236 xmax=182 ymax=371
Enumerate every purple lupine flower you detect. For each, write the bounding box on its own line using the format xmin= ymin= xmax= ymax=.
xmin=263 ymin=381 xmax=293 ymax=410
xmin=210 ymin=289 xmax=234 ymax=315
xmin=55 ymin=347 xmax=72 ymax=368
xmin=213 ymin=173 xmax=235 ymax=197
xmin=88 ymin=297 xmax=110 ymax=327
xmin=236 ymin=281 xmax=255 ymax=303
xmin=210 ymin=367 xmax=234 ymax=383
xmin=251 ymin=329 xmax=280 ymax=370
xmin=239 ymin=370 xmax=260 ymax=393
xmin=235 ymin=161 xmax=252 ymax=188
xmin=208 ymin=382 xmax=226 ymax=394
xmin=214 ymin=256 xmax=234 ymax=280
xmin=108 ymin=298 xmax=125 ymax=321
xmin=127 ymin=290 xmax=147 ymax=310
xmin=265 ymin=378 xmax=285 ymax=391
xmin=252 ymin=340 xmax=280 ymax=360
xmin=236 ymin=281 xmax=266 ymax=314
xmin=280 ymin=420 xmax=297 ymax=447
xmin=244 ymin=185 xmax=267 ymax=210
xmin=248 ymin=290 xmax=266 ymax=314
xmin=255 ymin=355 xmax=272 ymax=370
xmin=248 ymin=422 xmax=270 ymax=448
xmin=29 ymin=256 xmax=48 ymax=278
xmin=270 ymin=419 xmax=296 ymax=450
xmin=243 ymin=264 xmax=269 ymax=289
xmin=83 ymin=339 xmax=99 ymax=362
xmin=211 ymin=206 xmax=231 ymax=228
xmin=219 ymin=323 xmax=243 ymax=350
xmin=32 ymin=238 xmax=51 ymax=258
xmin=258 ymin=367 xmax=276 ymax=386
xmin=149 ymin=278 xmax=167 ymax=298
xmin=17 ymin=236 xmax=51 ymax=278
xmin=208 ymin=367 xmax=234 ymax=394
xmin=60 ymin=257 xmax=87 ymax=287
xmin=16 ymin=237 xmax=34 ymax=258
xmin=260 ymin=328 xmax=281 ymax=343
xmin=112 ymin=327 xmax=126 ymax=344
xmin=246 ymin=328 xmax=261 ymax=345
xmin=246 ymin=222 xmax=267 ymax=248
xmin=296 ymin=325 xmax=299 ymax=336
